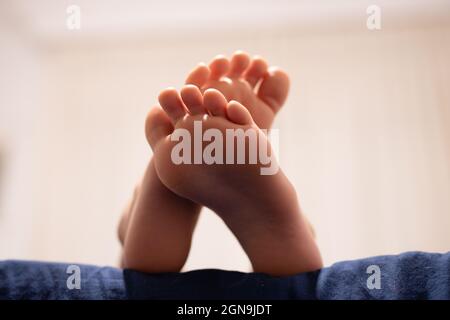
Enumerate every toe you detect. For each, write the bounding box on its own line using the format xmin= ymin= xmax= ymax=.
xmin=244 ymin=56 xmax=268 ymax=88
xmin=158 ymin=88 xmax=187 ymax=124
xmin=226 ymin=100 xmax=253 ymax=125
xmin=203 ymin=88 xmax=228 ymax=117
xmin=228 ymin=51 xmax=250 ymax=78
xmin=257 ymin=67 xmax=290 ymax=113
xmin=185 ymin=63 xmax=210 ymax=88
xmin=180 ymin=85 xmax=205 ymax=115
xmin=209 ymin=55 xmax=230 ymax=80
xmin=145 ymin=106 xmax=174 ymax=150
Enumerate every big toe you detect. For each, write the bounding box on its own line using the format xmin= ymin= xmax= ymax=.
xmin=145 ymin=106 xmax=174 ymax=150
xmin=185 ymin=63 xmax=210 ymax=88
xmin=257 ymin=67 xmax=290 ymax=113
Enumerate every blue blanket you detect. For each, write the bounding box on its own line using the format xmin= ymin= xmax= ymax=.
xmin=0 ymin=251 xmax=448 ymax=299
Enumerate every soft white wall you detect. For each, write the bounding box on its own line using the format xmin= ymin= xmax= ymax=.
xmin=0 ymin=25 xmax=42 ymax=259
xmin=0 ymin=2 xmax=449 ymax=269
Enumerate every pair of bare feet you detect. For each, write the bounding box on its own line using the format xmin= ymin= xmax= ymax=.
xmin=118 ymin=52 xmax=322 ymax=276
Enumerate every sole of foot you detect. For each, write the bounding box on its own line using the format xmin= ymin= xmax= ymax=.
xmin=146 ymin=86 xmax=322 ymax=276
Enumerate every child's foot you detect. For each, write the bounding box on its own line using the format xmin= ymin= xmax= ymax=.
xmin=146 ymin=86 xmax=322 ymax=276
xmin=119 ymin=52 xmax=290 ymax=272
xmin=185 ymin=51 xmax=289 ymax=129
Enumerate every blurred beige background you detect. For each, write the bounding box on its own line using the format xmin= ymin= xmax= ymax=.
xmin=0 ymin=0 xmax=449 ymax=270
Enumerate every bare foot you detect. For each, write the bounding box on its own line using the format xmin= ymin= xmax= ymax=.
xmin=185 ymin=51 xmax=289 ymax=129
xmin=119 ymin=52 xmax=290 ymax=272
xmin=147 ymin=86 xmax=322 ymax=276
